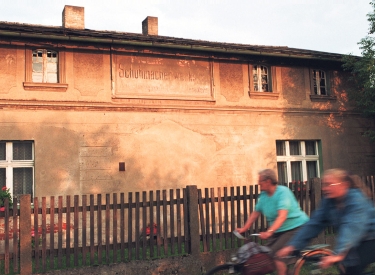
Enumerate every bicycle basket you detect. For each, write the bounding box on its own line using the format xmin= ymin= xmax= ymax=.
xmin=239 ymin=242 xmax=275 ymax=275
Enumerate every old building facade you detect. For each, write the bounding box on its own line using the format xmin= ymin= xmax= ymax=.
xmin=0 ymin=6 xmax=374 ymax=199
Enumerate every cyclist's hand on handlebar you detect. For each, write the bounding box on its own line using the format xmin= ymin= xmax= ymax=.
xmin=235 ymin=227 xmax=246 ymax=234
xmin=259 ymin=231 xmax=273 ymax=240
xmin=319 ymin=254 xmax=345 ymax=269
xmin=276 ymin=245 xmax=295 ymax=258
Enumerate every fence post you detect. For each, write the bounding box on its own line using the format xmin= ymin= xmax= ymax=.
xmin=186 ymin=185 xmax=200 ymax=257
xmin=19 ymin=194 xmax=32 ymax=275
xmin=310 ymin=177 xmax=322 ymax=212
xmin=310 ymin=178 xmax=325 ymax=244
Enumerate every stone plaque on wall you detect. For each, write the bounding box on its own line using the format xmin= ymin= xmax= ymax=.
xmin=113 ymin=54 xmax=213 ymax=100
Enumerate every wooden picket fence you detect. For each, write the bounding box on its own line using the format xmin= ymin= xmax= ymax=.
xmin=0 ymin=176 xmax=374 ymax=275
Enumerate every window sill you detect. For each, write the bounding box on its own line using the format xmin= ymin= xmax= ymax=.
xmin=310 ymin=95 xmax=337 ymax=102
xmin=23 ymin=82 xmax=68 ymax=92
xmin=248 ymin=91 xmax=279 ymax=100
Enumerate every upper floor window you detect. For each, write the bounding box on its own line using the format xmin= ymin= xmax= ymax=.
xmin=312 ymin=69 xmax=327 ymax=95
xmin=276 ymin=140 xmax=320 ymax=185
xmin=248 ymin=65 xmax=279 ymax=99
xmin=32 ymin=49 xmax=58 ymax=83
xmin=253 ymin=65 xmax=270 ymax=92
xmin=0 ymin=141 xmax=34 ymax=201
xmin=23 ymin=47 xmax=67 ymax=91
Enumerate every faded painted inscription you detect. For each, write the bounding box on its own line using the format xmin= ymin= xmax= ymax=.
xmin=115 ymin=55 xmax=213 ymax=100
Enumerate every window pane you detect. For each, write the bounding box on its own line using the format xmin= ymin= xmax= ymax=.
xmin=46 ymin=50 xmax=58 ymax=83
xmin=305 ymin=141 xmax=316 ymax=155
xmin=307 ymin=161 xmax=317 ymax=179
xmin=291 ymin=161 xmax=302 ymax=181
xmin=0 ymin=168 xmax=5 ymax=188
xmin=276 ymin=141 xmax=286 ymax=156
xmin=253 ymin=66 xmax=259 ymax=91
xmin=13 ymin=167 xmax=33 ymax=199
xmin=277 ymin=162 xmax=287 ymax=185
xmin=289 ymin=141 xmax=301 ymax=155
xmin=13 ymin=141 xmax=33 ymax=160
xmin=0 ymin=142 xmax=5 ymax=160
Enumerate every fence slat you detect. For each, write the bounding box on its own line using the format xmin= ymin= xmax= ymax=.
xmin=12 ymin=197 xmax=19 ymax=273
xmin=156 ymin=190 xmax=161 ymax=257
xmin=42 ymin=197 xmax=47 ymax=271
xmin=141 ymin=191 xmax=147 ymax=260
xmin=230 ymin=187 xmax=235 ymax=248
xmin=74 ymin=195 xmax=79 ymax=266
xmin=183 ymin=188 xmax=189 ymax=254
xmin=149 ymin=191 xmax=155 ymax=258
xmin=113 ymin=193 xmax=118 ymax=263
xmin=4 ymin=198 xmax=9 ymax=274
xmin=34 ymin=197 xmax=39 ymax=271
xmin=217 ymin=188 xmax=223 ymax=250
xmin=49 ymin=196 xmax=55 ymax=270
xmin=210 ymin=188 xmax=216 ymax=251
xmin=236 ymin=186 xmax=241 ymax=247
xmin=127 ymin=192 xmax=133 ymax=261
xmin=176 ymin=189 xmax=182 ymax=254
xmin=66 ymin=196 xmax=71 ymax=268
xmin=135 ymin=192 xmax=140 ymax=260
xmin=204 ymin=188 xmax=210 ymax=250
xmin=120 ymin=193 xmax=125 ymax=261
xmin=105 ymin=194 xmax=110 ymax=264
xmin=197 ymin=189 xmax=207 ymax=252
xmin=97 ymin=194 xmax=102 ymax=265
xmin=170 ymin=189 xmax=175 ymax=255
xmin=57 ymin=196 xmax=63 ymax=268
xmin=82 ymin=195 xmax=87 ymax=266
xmin=223 ymin=187 xmax=229 ymax=249
xmin=162 ymin=190 xmax=168 ymax=255
xmin=89 ymin=195 xmax=95 ymax=265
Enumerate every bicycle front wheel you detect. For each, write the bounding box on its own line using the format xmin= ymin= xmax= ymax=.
xmin=205 ymin=263 xmax=241 ymax=275
xmin=292 ymin=248 xmax=343 ymax=275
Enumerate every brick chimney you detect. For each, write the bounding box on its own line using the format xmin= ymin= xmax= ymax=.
xmin=142 ymin=16 xmax=158 ymax=35
xmin=62 ymin=5 xmax=85 ymax=29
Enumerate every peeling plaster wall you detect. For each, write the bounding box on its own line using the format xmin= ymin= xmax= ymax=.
xmin=0 ymin=45 xmax=374 ymax=197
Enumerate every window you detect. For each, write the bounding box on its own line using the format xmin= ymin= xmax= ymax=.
xmin=276 ymin=140 xmax=320 ymax=185
xmin=32 ymin=49 xmax=58 ymax=83
xmin=312 ymin=69 xmax=327 ymax=95
xmin=253 ymin=65 xmax=269 ymax=92
xmin=23 ymin=47 xmax=67 ymax=91
xmin=0 ymin=141 xmax=34 ymax=200
xmin=248 ymin=65 xmax=279 ymax=99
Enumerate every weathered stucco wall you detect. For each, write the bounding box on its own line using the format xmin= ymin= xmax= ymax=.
xmin=0 ymin=45 xmax=374 ymax=197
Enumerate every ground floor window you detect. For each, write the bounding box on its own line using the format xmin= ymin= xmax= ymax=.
xmin=276 ymin=140 xmax=320 ymax=185
xmin=0 ymin=141 xmax=34 ymax=200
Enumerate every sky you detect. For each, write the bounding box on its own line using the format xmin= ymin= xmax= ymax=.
xmin=0 ymin=0 xmax=372 ymax=56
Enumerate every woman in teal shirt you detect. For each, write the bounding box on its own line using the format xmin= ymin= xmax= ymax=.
xmin=236 ymin=169 xmax=309 ymax=275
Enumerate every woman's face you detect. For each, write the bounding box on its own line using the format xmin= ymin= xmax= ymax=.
xmin=258 ymin=176 xmax=272 ymax=192
xmin=322 ymin=174 xmax=349 ymax=199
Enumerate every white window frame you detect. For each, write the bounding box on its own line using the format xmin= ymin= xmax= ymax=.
xmin=0 ymin=141 xmax=35 ymax=199
xmin=276 ymin=140 xmax=320 ymax=184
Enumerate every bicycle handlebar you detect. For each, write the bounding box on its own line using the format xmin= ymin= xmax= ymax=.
xmin=232 ymin=230 xmax=260 ymax=240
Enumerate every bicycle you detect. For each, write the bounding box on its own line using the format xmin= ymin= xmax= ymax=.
xmin=205 ymin=231 xmax=343 ymax=275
